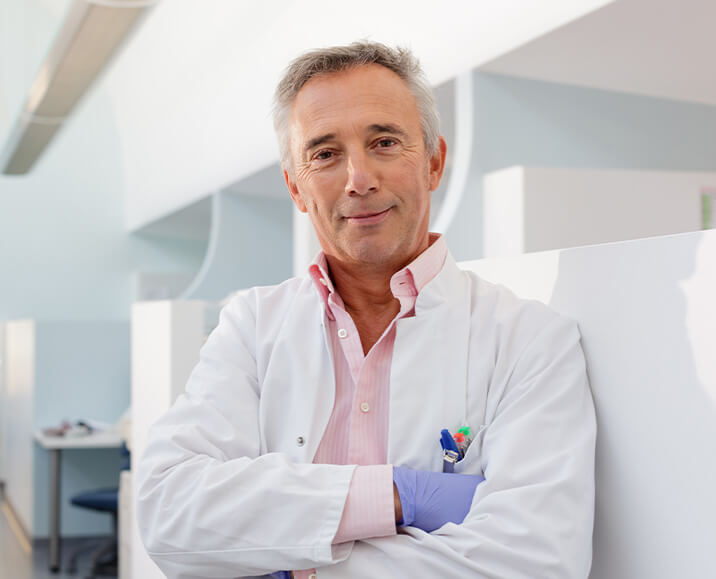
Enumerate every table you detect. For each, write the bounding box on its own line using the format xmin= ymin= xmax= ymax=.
xmin=34 ymin=430 xmax=123 ymax=573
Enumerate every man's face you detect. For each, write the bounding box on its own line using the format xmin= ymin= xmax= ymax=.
xmin=284 ymin=64 xmax=447 ymax=270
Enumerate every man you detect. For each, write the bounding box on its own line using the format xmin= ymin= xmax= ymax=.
xmin=137 ymin=42 xmax=596 ymax=578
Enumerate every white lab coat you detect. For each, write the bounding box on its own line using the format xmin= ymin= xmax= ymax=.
xmin=136 ymin=253 xmax=596 ymax=578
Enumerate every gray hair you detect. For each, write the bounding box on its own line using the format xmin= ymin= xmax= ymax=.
xmin=273 ymin=41 xmax=440 ymax=173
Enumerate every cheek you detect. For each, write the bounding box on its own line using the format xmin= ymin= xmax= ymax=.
xmin=297 ymin=184 xmax=335 ymax=220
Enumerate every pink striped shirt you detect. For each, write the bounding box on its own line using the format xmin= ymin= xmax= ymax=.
xmin=293 ymin=234 xmax=447 ymax=578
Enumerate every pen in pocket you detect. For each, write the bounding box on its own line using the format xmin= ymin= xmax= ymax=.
xmin=440 ymin=426 xmax=473 ymax=473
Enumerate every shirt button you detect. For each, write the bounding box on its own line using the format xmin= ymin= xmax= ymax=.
xmin=308 ymin=574 xmax=317 ymax=579
xmin=360 ymin=401 xmax=370 ymax=413
xmin=337 ymin=328 xmax=348 ymax=339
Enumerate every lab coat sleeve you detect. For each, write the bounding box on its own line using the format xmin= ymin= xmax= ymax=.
xmin=135 ymin=292 xmax=356 ymax=578
xmin=321 ymin=313 xmax=596 ymax=578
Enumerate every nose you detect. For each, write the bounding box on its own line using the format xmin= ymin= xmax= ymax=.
xmin=344 ymin=149 xmax=378 ymax=196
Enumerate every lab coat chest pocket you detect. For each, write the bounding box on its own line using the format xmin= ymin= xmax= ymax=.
xmin=453 ymin=425 xmax=486 ymax=476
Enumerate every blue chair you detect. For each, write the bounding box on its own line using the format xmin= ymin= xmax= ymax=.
xmin=67 ymin=489 xmax=119 ymax=576
xmin=67 ymin=443 xmax=129 ymax=577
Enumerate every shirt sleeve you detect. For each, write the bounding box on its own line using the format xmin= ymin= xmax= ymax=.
xmin=333 ymin=465 xmax=396 ymax=544
xmin=293 ymin=466 xmax=397 ymax=579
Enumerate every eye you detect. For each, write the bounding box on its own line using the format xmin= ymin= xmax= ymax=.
xmin=376 ymin=137 xmax=398 ymax=148
xmin=313 ymin=150 xmax=334 ymax=161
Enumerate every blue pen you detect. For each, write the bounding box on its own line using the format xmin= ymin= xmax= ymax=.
xmin=440 ymin=428 xmax=460 ymax=473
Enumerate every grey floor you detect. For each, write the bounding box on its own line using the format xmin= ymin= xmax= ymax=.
xmin=0 ymin=499 xmax=114 ymax=579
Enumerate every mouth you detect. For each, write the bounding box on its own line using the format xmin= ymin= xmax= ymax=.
xmin=344 ymin=207 xmax=392 ymax=225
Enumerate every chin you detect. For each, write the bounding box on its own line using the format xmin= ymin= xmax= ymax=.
xmin=347 ymin=240 xmax=408 ymax=267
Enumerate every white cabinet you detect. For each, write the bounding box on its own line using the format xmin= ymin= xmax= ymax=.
xmin=483 ymin=166 xmax=716 ymax=257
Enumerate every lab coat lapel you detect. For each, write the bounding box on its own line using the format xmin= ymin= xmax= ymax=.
xmin=387 ymin=255 xmax=472 ymax=471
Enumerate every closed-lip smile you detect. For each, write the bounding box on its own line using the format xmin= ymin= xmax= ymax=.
xmin=344 ymin=207 xmax=392 ymax=224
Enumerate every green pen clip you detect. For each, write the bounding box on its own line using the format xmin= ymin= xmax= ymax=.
xmin=453 ymin=426 xmax=473 ymax=456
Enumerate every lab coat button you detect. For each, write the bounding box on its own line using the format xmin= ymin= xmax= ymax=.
xmin=360 ymin=402 xmax=370 ymax=413
xmin=337 ymin=328 xmax=348 ymax=338
xmin=296 ymin=436 xmax=305 ymax=446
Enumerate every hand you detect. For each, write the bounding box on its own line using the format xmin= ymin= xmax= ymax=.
xmin=393 ymin=466 xmax=484 ymax=533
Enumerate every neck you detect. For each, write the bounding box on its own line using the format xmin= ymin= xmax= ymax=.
xmin=326 ymin=258 xmax=401 ymax=355
xmin=325 ymin=257 xmax=398 ymax=316
xmin=324 ymin=236 xmax=432 ymax=314
xmin=321 ymin=237 xmax=432 ymax=353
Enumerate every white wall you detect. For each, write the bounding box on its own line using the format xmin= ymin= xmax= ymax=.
xmin=1 ymin=319 xmax=131 ymax=537
xmin=461 ymin=228 xmax=716 ymax=578
xmin=483 ymin=167 xmax=716 ymax=256
xmin=32 ymin=321 xmax=130 ymax=537
xmin=0 ymin=88 xmax=206 ymax=321
xmin=0 ymin=1 xmax=207 ymax=322
xmin=182 ymin=192 xmax=293 ymax=301
xmin=3 ymin=320 xmax=35 ymax=534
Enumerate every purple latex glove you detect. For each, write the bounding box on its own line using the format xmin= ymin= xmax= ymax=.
xmin=393 ymin=466 xmax=485 ymax=532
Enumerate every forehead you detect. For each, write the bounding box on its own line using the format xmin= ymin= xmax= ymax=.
xmin=289 ymin=64 xmax=420 ymax=143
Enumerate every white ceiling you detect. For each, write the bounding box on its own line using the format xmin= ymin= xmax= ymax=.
xmin=93 ymin=0 xmax=614 ymax=230
xmin=481 ymin=0 xmax=716 ymax=107
xmin=1 ymin=0 xmax=618 ymax=230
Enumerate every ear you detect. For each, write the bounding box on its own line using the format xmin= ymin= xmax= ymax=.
xmin=428 ymin=136 xmax=448 ymax=192
xmin=284 ymin=169 xmax=308 ymax=213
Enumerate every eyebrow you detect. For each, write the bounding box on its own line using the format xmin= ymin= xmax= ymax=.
xmin=304 ymin=133 xmax=336 ymax=155
xmin=368 ymin=123 xmax=408 ymax=139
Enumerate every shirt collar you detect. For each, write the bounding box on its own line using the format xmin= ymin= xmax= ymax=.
xmin=308 ymin=254 xmax=336 ymax=311
xmin=308 ymin=233 xmax=447 ymax=313
xmin=398 ymin=232 xmax=447 ymax=294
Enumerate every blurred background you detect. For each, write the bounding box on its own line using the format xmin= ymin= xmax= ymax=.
xmin=1 ymin=0 xmax=715 ymax=577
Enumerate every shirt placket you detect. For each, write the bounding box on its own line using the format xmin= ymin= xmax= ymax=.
xmin=346 ymin=359 xmax=378 ymax=465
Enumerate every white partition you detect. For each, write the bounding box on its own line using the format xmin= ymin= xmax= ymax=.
xmin=0 ymin=322 xmax=7 ymax=487
xmin=483 ymin=167 xmax=716 ymax=257
xmin=129 ymin=300 xmax=205 ymax=579
xmin=460 ymin=229 xmax=716 ymax=578
xmin=2 ymin=320 xmax=35 ymax=535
